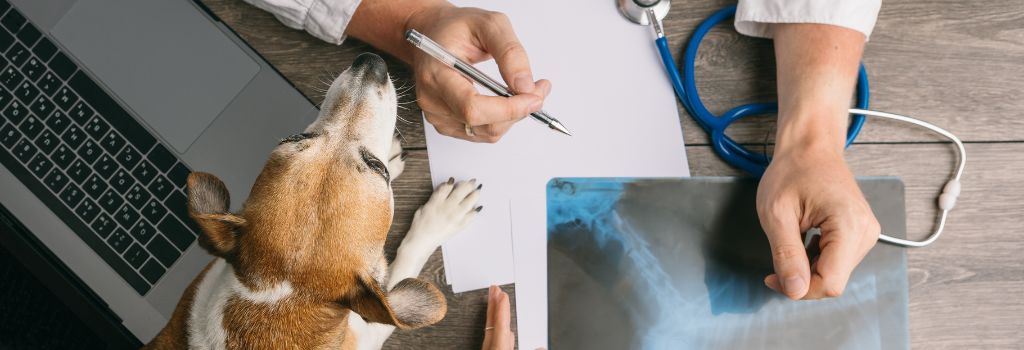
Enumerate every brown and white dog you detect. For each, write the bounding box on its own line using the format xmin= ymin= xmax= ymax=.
xmin=144 ymin=53 xmax=481 ymax=349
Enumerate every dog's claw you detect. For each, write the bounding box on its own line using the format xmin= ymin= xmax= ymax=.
xmin=404 ymin=179 xmax=483 ymax=251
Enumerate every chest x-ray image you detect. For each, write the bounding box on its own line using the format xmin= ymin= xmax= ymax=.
xmin=546 ymin=177 xmax=909 ymax=350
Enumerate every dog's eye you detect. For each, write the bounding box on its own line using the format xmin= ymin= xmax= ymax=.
xmin=279 ymin=132 xmax=318 ymax=145
xmin=360 ymin=147 xmax=391 ymax=184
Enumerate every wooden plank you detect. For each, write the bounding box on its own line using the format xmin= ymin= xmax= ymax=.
xmin=201 ymin=0 xmax=1023 ymax=149
xmin=383 ymin=143 xmax=1023 ymax=348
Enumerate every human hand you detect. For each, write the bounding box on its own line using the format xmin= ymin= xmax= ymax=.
xmin=482 ymin=285 xmax=514 ymax=350
xmin=756 ymin=148 xmax=880 ymax=300
xmin=405 ymin=3 xmax=552 ymax=143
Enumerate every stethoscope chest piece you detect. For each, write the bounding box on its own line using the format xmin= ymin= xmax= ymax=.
xmin=617 ymin=0 xmax=670 ymax=25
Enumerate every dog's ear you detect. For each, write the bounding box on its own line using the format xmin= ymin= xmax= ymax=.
xmin=347 ymin=275 xmax=447 ymax=330
xmin=187 ymin=172 xmax=245 ymax=258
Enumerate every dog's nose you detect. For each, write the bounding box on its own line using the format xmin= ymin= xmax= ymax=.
xmin=352 ymin=53 xmax=388 ymax=84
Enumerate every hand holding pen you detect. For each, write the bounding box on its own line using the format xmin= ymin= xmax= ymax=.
xmin=398 ymin=7 xmax=561 ymax=142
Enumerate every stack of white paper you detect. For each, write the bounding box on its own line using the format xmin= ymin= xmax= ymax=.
xmin=424 ymin=0 xmax=690 ymax=347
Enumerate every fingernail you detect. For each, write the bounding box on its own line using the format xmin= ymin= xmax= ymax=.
xmin=400 ymin=150 xmax=408 ymax=160
xmin=447 ymin=177 xmax=454 ymax=185
xmin=475 ymin=206 xmax=484 ymax=212
xmin=783 ymin=275 xmax=806 ymax=297
xmin=476 ymin=184 xmax=483 ymax=190
xmin=514 ymin=75 xmax=534 ymax=93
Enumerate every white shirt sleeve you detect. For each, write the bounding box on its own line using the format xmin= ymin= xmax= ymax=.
xmin=734 ymin=0 xmax=881 ymax=41
xmin=243 ymin=0 xmax=362 ymax=45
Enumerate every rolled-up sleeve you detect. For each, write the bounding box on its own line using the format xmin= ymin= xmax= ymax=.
xmin=735 ymin=0 xmax=881 ymax=41
xmin=243 ymin=0 xmax=362 ymax=45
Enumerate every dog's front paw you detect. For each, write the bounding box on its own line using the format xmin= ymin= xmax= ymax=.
xmin=403 ymin=178 xmax=482 ymax=251
xmin=388 ymin=134 xmax=407 ymax=181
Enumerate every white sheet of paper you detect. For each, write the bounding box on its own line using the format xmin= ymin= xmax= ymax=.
xmin=424 ymin=0 xmax=690 ymax=347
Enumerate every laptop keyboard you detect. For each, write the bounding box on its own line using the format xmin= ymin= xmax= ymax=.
xmin=0 ymin=1 xmax=199 ymax=295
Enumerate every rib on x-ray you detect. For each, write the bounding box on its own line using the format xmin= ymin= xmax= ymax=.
xmin=546 ymin=178 xmax=909 ymax=350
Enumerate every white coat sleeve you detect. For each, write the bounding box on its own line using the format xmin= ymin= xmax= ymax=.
xmin=243 ymin=0 xmax=362 ymax=45
xmin=734 ymin=0 xmax=881 ymax=41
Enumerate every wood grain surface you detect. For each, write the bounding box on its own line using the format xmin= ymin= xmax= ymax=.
xmin=198 ymin=0 xmax=1023 ymax=348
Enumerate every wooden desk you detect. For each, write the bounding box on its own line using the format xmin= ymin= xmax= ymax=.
xmin=201 ymin=0 xmax=1024 ymax=348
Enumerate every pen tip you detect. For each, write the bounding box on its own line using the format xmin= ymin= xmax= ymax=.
xmin=551 ymin=122 xmax=572 ymax=136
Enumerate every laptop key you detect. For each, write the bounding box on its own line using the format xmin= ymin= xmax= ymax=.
xmin=98 ymin=188 xmax=123 ymax=214
xmin=21 ymin=57 xmax=43 ymax=81
xmin=114 ymin=204 xmax=140 ymax=228
xmin=139 ymin=258 xmax=165 ymax=284
xmin=16 ymin=114 xmax=41 ymax=139
xmin=37 ymin=71 xmax=59 ymax=96
xmin=165 ymin=190 xmax=200 ymax=234
xmin=33 ymin=129 xmax=58 ymax=154
xmin=157 ymin=216 xmax=195 ymax=251
xmin=31 ymin=36 xmax=57 ymax=62
xmin=74 ymin=197 xmax=100 ymax=221
xmin=43 ymin=169 xmax=69 ymax=193
xmin=76 ymin=139 xmax=101 ymax=164
xmin=94 ymin=153 xmax=117 ymax=179
xmin=132 ymin=160 xmax=157 ymax=185
xmin=168 ymin=162 xmax=191 ymax=188
xmin=53 ymin=86 xmax=77 ymax=110
xmin=147 ymin=234 xmax=181 ymax=268
xmin=69 ymin=71 xmax=156 ymax=151
xmin=115 ymin=145 xmax=141 ymax=170
xmin=27 ymin=153 xmax=51 ymax=178
xmin=0 ymin=66 xmax=22 ymax=90
xmin=66 ymin=158 xmax=90 ymax=184
xmin=125 ymin=183 xmax=151 ymax=209
xmin=0 ymin=87 xmax=10 ymax=109
xmin=91 ymin=213 xmax=116 ymax=239
xmin=48 ymin=52 xmax=77 ymax=80
xmin=67 ymin=100 xmax=92 ymax=125
xmin=29 ymin=95 xmax=54 ymax=118
xmin=45 ymin=110 xmax=70 ymax=134
xmin=106 ymin=228 xmax=133 ymax=254
xmin=0 ymin=122 xmax=18 ymax=148
xmin=13 ymin=80 xmax=38 ymax=103
xmin=84 ymin=116 xmax=110 ymax=140
xmin=11 ymin=137 xmax=36 ymax=163
xmin=148 ymin=144 xmax=176 ymax=172
xmin=0 ymin=23 xmax=12 ymax=52
xmin=60 ymin=124 xmax=86 ymax=149
xmin=141 ymin=198 xmax=168 ymax=224
xmin=110 ymin=169 xmax=135 ymax=194
xmin=129 ymin=219 xmax=157 ymax=244
xmin=2 ymin=98 xmax=27 ymax=124
xmin=82 ymin=173 xmax=108 ymax=199
xmin=148 ymin=175 xmax=173 ymax=200
xmin=59 ymin=183 xmax=85 ymax=208
xmin=51 ymin=143 xmax=75 ymax=168
xmin=123 ymin=243 xmax=150 ymax=269
xmin=100 ymin=130 xmax=125 ymax=154
xmin=4 ymin=42 xmax=28 ymax=67
xmin=15 ymin=21 xmax=40 ymax=47
xmin=0 ymin=8 xmax=25 ymax=32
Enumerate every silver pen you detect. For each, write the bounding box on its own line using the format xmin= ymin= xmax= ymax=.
xmin=405 ymin=29 xmax=571 ymax=136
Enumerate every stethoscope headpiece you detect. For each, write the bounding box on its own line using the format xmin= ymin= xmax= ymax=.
xmin=617 ymin=0 xmax=670 ymax=25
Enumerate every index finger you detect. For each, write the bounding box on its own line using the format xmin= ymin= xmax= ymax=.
xmin=475 ymin=11 xmax=536 ymax=94
xmin=434 ymin=67 xmax=542 ymax=126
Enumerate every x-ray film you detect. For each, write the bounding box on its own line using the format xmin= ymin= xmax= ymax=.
xmin=547 ymin=177 xmax=909 ymax=349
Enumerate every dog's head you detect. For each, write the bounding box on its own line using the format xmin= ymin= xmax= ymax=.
xmin=185 ymin=53 xmax=445 ymax=329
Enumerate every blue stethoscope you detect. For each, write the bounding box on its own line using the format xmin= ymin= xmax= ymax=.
xmin=617 ymin=0 xmax=966 ymax=247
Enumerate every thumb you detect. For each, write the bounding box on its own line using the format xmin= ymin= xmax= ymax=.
xmin=760 ymin=210 xmax=811 ymax=300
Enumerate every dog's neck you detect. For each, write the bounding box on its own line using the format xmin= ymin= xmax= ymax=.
xmin=156 ymin=259 xmax=360 ymax=350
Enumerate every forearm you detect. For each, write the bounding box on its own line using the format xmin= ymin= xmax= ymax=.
xmin=387 ymin=236 xmax=436 ymax=290
xmin=772 ymin=24 xmax=865 ymax=157
xmin=346 ymin=0 xmax=452 ymax=63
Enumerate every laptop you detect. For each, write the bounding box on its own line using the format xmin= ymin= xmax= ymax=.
xmin=0 ymin=0 xmax=318 ymax=342
xmin=546 ymin=177 xmax=910 ymax=349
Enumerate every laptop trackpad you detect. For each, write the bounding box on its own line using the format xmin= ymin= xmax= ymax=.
xmin=51 ymin=0 xmax=259 ymax=153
